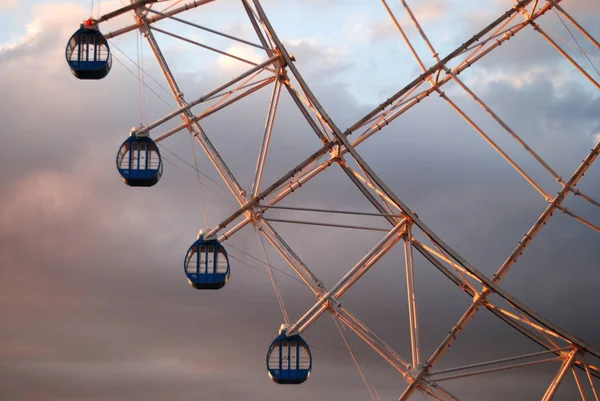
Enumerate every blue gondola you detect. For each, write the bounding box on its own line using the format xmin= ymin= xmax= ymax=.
xmin=184 ymin=233 xmax=230 ymax=290
xmin=65 ymin=19 xmax=112 ymax=80
xmin=116 ymin=128 xmax=163 ymax=187
xmin=266 ymin=327 xmax=312 ymax=384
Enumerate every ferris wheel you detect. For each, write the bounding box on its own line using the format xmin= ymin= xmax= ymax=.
xmin=65 ymin=0 xmax=600 ymax=399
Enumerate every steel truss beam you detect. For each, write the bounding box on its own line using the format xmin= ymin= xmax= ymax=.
xmin=413 ymin=240 xmax=600 ymax=381
xmin=263 ymin=218 xmax=391 ymax=233
xmin=347 ymin=0 xmax=542 ymax=133
xmin=250 ymin=72 xmax=283 ymax=199
xmin=154 ymin=75 xmax=277 ymax=142
xmin=385 ymin=0 xmax=600 ymax=366
xmin=385 ymin=0 xmax=598 ymax=232
xmin=145 ymin=7 xmax=266 ymax=50
xmin=138 ymin=25 xmax=433 ymax=399
xmin=136 ymin=16 xmax=438 ymax=401
xmin=140 ymin=55 xmax=279 ymax=137
xmin=248 ymin=2 xmax=600 ymax=399
xmin=194 ymin=0 xmax=559 ymax=243
xmin=404 ymin=224 xmax=420 ymax=369
xmin=435 ymin=357 xmax=561 ymax=383
xmin=105 ymin=0 xmax=217 ymax=39
xmin=429 ymin=348 xmax=572 ymax=378
xmin=254 ymin=0 xmax=600 ymax=358
xmin=376 ymin=1 xmax=599 ymax=398
xmin=257 ymin=221 xmax=461 ymax=401
xmin=202 ymin=0 xmax=558 ymax=250
xmin=287 ymin=219 xmax=408 ymax=335
xmin=259 ymin=204 xmax=404 ymax=218
xmin=141 ymin=20 xmax=248 ymax=206
xmin=111 ymin=1 xmax=600 ymax=399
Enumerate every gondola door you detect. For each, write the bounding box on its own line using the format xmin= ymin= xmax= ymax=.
xmin=289 ymin=341 xmax=297 ymax=371
xmin=129 ymin=142 xmax=137 ymax=170
xmin=199 ymin=246 xmax=207 ymax=275
xmin=139 ymin=142 xmax=147 ymax=170
xmin=207 ymin=246 xmax=215 ymax=276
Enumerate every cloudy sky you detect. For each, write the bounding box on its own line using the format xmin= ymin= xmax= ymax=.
xmin=1 ymin=0 xmax=599 ymax=400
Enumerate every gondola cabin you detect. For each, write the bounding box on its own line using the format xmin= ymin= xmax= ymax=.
xmin=184 ymin=235 xmax=230 ymax=290
xmin=65 ymin=19 xmax=112 ymax=80
xmin=116 ymin=128 xmax=163 ymax=187
xmin=267 ymin=328 xmax=312 ymax=384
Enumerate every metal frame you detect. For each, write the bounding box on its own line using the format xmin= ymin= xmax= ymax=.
xmin=89 ymin=0 xmax=600 ymax=399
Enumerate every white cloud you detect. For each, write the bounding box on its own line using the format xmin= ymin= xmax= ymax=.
xmin=285 ymin=37 xmax=350 ymax=75
xmin=409 ymin=0 xmax=447 ymax=24
xmin=0 ymin=0 xmax=17 ymax=10
xmin=0 ymin=18 xmax=41 ymax=54
xmin=215 ymin=43 xmax=264 ymax=73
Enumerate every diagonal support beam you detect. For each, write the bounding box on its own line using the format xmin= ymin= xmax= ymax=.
xmin=154 ymin=75 xmax=276 ymax=142
xmin=251 ymin=74 xmax=282 ymax=197
xmin=541 ymin=350 xmax=578 ymax=401
xmin=572 ymin=367 xmax=589 ymax=401
xmin=201 ymin=1 xmax=558 ymax=243
xmin=257 ymin=0 xmax=600 ymax=359
xmin=434 ymin=357 xmax=561 ymax=382
xmin=494 ymin=141 xmax=600 ymax=282
xmin=145 ymin=7 xmax=266 ymax=50
xmin=348 ymin=0 xmax=541 ymax=133
xmin=335 ymin=310 xmax=460 ymax=401
xmin=527 ymin=20 xmax=600 ymax=91
xmin=140 ymin=55 xmax=280 ymax=137
xmin=141 ymin=18 xmax=249 ymax=205
xmin=398 ymin=141 xmax=600 ymax=400
xmin=549 ymin=0 xmax=600 ymax=51
xmin=287 ymin=219 xmax=407 ymax=335
xmin=257 ymin=215 xmax=459 ymax=401
xmin=404 ymin=223 xmax=420 ymax=369
xmin=430 ymin=348 xmax=571 ymax=378
xmin=124 ymin=3 xmax=599 ymax=401
xmin=248 ymin=3 xmax=600 ymax=398
xmin=413 ymin=240 xmax=600 ymax=382
xmin=350 ymin=2 xmax=557 ymax=148
xmin=215 ymin=156 xmax=338 ymax=243
xmin=584 ymin=355 xmax=600 ymax=401
xmin=105 ymin=0 xmax=217 ymax=39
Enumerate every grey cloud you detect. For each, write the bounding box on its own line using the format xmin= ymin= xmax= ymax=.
xmin=472 ymin=1 xmax=600 ymax=73
xmin=1 ymin=1 xmax=600 ymax=401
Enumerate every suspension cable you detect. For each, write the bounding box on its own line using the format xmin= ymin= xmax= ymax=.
xmin=161 ymin=155 xmax=228 ymax=201
xmin=189 ymin=133 xmax=209 ymax=228
xmin=109 ymin=40 xmax=174 ymax=101
xmin=141 ymin=31 xmax=146 ymax=122
xmin=255 ymin=226 xmax=289 ymax=324
xmin=145 ymin=7 xmax=265 ymax=50
xmin=332 ymin=315 xmax=378 ymax=401
xmin=110 ymin=51 xmax=174 ymax=109
xmin=112 ymin=49 xmax=231 ymax=218
xmin=553 ymin=7 xmax=600 ymax=79
xmin=227 ymin=246 xmax=305 ymax=285
xmin=159 ymin=143 xmax=228 ymax=191
xmin=137 ymin=30 xmax=144 ymax=124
